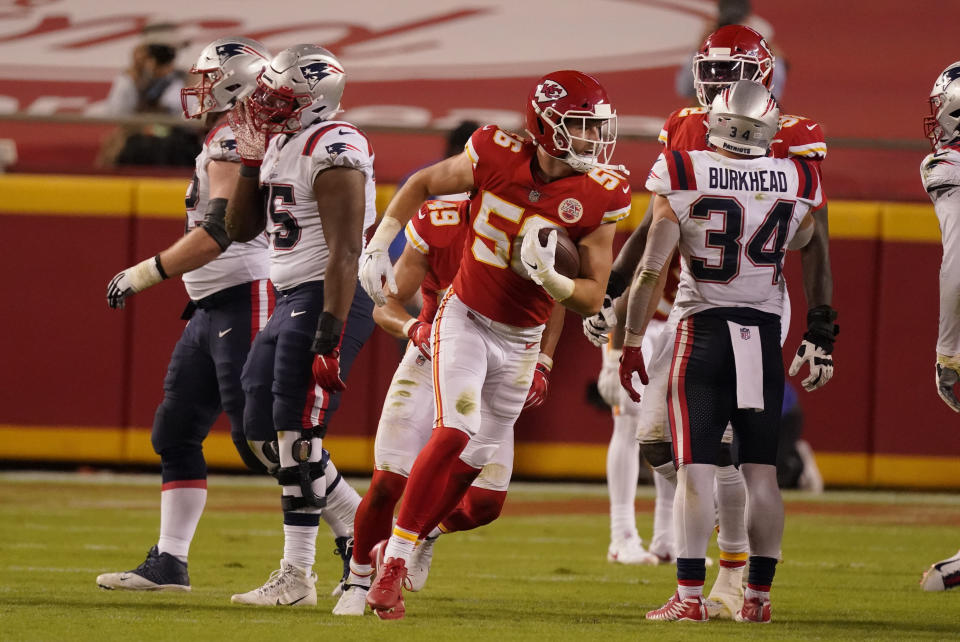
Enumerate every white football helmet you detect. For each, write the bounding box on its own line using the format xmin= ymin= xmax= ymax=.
xmin=180 ymin=37 xmax=269 ymax=119
xmin=707 ymin=79 xmax=780 ymax=157
xmin=248 ymin=44 xmax=346 ymax=135
xmin=924 ymin=61 xmax=960 ymax=150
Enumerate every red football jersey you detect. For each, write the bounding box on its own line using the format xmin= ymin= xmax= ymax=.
xmin=450 ymin=126 xmax=632 ymax=327
xmin=404 ymin=199 xmax=470 ymax=324
xmin=649 ymin=106 xmax=828 ymax=321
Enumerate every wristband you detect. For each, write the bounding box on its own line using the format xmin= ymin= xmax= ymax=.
xmin=402 ymin=318 xmax=418 ymax=337
xmin=311 ymin=312 xmax=344 ymax=355
xmin=537 ymin=353 xmax=553 ymax=370
xmin=368 ymin=216 xmax=402 ymax=253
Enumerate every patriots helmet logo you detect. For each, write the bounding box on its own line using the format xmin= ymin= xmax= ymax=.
xmin=300 ymin=61 xmax=344 ymax=90
xmin=215 ymin=43 xmax=247 ymax=65
xmin=534 ymin=80 xmax=568 ymax=103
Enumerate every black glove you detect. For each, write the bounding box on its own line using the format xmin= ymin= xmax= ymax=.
xmin=802 ymin=305 xmax=839 ymax=354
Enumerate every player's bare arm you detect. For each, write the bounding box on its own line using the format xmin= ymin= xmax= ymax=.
xmin=610 ymin=199 xmax=653 ymax=294
xmin=225 ymin=167 xmax=266 ymax=243
xmin=360 ymin=151 xmax=475 ymax=305
xmin=523 ymin=301 xmax=565 ymax=410
xmin=315 ymin=167 xmax=366 ymax=322
xmin=371 ymin=243 xmax=431 ymax=339
xmin=539 ymin=303 xmax=565 ymax=360
xmin=798 ymin=204 xmax=833 ymax=306
xmin=157 ymin=160 xmax=240 ymax=275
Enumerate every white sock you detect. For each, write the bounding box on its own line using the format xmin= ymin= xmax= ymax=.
xmin=673 ymin=464 xmax=716 ymax=560
xmin=650 ymin=465 xmax=676 ymax=558
xmin=283 ymin=524 xmax=318 ymax=570
xmin=745 ymin=585 xmax=770 ymax=601
xmin=157 ymin=486 xmax=207 ymax=562
xmin=715 ymin=465 xmax=749 ymax=556
xmin=678 ymin=581 xmax=704 ymax=600
xmin=321 ymin=465 xmax=361 ymax=538
xmin=383 ymin=529 xmax=417 ymax=564
xmin=606 ymin=412 xmax=640 ymax=541
xmin=347 ymin=560 xmax=373 ymax=586
xmin=426 ymin=526 xmax=443 ymax=539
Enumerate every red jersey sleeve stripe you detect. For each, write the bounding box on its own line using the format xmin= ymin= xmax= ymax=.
xmin=665 ymin=151 xmax=681 ymax=190
xmin=204 ymin=122 xmax=229 ymax=146
xmin=680 ymin=151 xmax=697 ymax=190
xmin=302 ymin=123 xmax=340 ymax=156
xmin=667 ymin=150 xmax=694 ymax=190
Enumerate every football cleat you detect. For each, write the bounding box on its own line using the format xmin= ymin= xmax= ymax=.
xmin=735 ymin=595 xmax=772 ymax=623
xmin=230 ymin=559 xmax=317 ymax=606
xmin=607 ymin=536 xmax=660 ymax=565
xmin=332 ymin=584 xmax=369 ymax=616
xmin=406 ymin=535 xmax=438 ymax=592
xmin=921 ymin=550 xmax=960 ymax=591
xmin=366 ymin=540 xmax=411 ymax=618
xmin=331 ymin=536 xmax=354 ymax=597
xmin=645 ymin=592 xmax=708 ymax=622
xmin=96 ymin=546 xmax=190 ymax=592
xmin=704 ymin=566 xmax=745 ymax=619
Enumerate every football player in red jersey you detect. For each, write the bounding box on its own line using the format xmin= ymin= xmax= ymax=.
xmin=583 ymin=23 xmax=837 ymax=619
xmin=357 ymin=70 xmax=631 ymax=618
xmin=334 ymin=200 xmax=564 ymax=616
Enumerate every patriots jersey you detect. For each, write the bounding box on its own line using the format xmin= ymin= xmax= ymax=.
xmin=182 ymin=121 xmax=269 ymax=301
xmin=452 ymin=125 xmax=632 ymax=327
xmin=646 ymin=150 xmax=822 ymax=318
xmin=921 ymin=142 xmax=960 ymax=357
xmin=259 ymin=120 xmax=377 ymax=291
xmin=404 ymin=200 xmax=470 ymax=324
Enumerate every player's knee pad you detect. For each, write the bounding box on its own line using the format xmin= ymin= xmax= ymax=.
xmin=244 ymin=438 xmax=280 ymax=475
xmin=639 ymin=441 xmax=674 ymax=468
xmin=275 ymin=427 xmax=329 ymax=511
xmin=459 ymin=440 xmax=498 ymax=470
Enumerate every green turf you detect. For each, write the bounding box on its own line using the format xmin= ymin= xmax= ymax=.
xmin=1 ymin=472 xmax=958 ymax=641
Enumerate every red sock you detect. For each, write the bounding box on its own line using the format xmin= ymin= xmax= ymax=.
xmin=440 ymin=487 xmax=506 ymax=533
xmin=352 ymin=469 xmax=406 ymax=565
xmin=394 ymin=426 xmax=469 ymax=535
xmin=419 ymin=457 xmax=481 ymax=537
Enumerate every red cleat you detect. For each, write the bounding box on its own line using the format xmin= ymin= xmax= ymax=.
xmin=735 ymin=595 xmax=772 ymax=623
xmin=365 ymin=540 xmax=410 ymax=617
xmin=645 ymin=592 xmax=708 ymax=621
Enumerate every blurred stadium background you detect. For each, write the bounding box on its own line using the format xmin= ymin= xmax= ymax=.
xmin=1 ymin=0 xmax=958 ymax=489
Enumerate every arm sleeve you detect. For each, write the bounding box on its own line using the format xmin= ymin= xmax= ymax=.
xmin=935 ymin=189 xmax=960 ymax=356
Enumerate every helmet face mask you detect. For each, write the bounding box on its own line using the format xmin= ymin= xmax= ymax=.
xmin=693 ymin=25 xmax=774 ymax=108
xmin=924 ymin=62 xmax=960 ymax=150
xmin=525 ymin=70 xmax=619 ymax=173
xmin=707 ymin=79 xmax=780 ymax=157
xmin=179 ymin=37 xmax=269 ymax=119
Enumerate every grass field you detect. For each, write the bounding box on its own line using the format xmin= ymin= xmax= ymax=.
xmin=1 ymin=471 xmax=958 ymax=641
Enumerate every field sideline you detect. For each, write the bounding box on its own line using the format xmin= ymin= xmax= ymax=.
xmin=1 ymin=472 xmax=958 ymax=641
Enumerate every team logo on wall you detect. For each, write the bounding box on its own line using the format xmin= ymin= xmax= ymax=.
xmin=534 ymin=80 xmax=567 ymax=103
xmin=558 ymin=197 xmax=583 ymax=223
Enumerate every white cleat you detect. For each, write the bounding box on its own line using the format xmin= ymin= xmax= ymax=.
xmin=921 ymin=549 xmax=960 ymax=591
xmin=705 ymin=566 xmax=745 ymax=619
xmin=607 ymin=536 xmax=660 ymax=565
xmin=332 ymin=584 xmax=369 ymax=616
xmin=230 ymin=559 xmax=317 ymax=606
xmin=406 ymin=535 xmax=437 ymax=592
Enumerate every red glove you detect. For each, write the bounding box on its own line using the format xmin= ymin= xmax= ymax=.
xmin=312 ymin=348 xmax=346 ymax=392
xmin=619 ymin=345 xmax=648 ymax=403
xmin=523 ymin=354 xmax=552 ymax=410
xmin=406 ymin=320 xmax=432 ymax=360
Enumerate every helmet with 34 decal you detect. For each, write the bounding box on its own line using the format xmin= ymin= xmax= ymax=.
xmin=924 ymin=61 xmax=960 ymax=150
xmin=707 ymin=79 xmax=780 ymax=157
xmin=180 ymin=37 xmax=270 ymax=119
xmin=693 ymin=24 xmax=775 ymax=108
xmin=524 ymin=69 xmax=619 ymax=173
xmin=247 ymin=44 xmax=346 ymax=135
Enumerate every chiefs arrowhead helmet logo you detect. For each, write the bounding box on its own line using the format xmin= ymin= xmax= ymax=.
xmin=534 ymin=80 xmax=567 ymax=103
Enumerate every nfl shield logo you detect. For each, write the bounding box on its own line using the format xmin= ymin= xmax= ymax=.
xmin=740 ymin=327 xmax=751 ymax=340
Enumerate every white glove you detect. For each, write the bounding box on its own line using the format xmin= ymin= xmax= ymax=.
xmin=227 ymin=101 xmax=266 ymax=163
xmin=521 ymin=229 xmax=574 ymax=301
xmin=583 ymin=294 xmax=617 ymax=347
xmin=597 ymin=347 xmax=622 ymax=407
xmin=788 ymin=340 xmax=834 ymax=391
xmin=358 ymin=217 xmax=401 ymax=306
xmin=106 ymin=255 xmax=167 ymax=309
xmin=936 ymin=359 xmax=960 ymax=413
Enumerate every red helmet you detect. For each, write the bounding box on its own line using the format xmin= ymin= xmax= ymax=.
xmin=693 ymin=25 xmax=774 ymax=107
xmin=524 ymin=70 xmax=618 ymax=172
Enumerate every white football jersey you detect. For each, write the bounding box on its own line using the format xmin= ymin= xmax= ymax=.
xmin=181 ymin=121 xmax=269 ymax=301
xmin=921 ymin=143 xmax=960 ymax=357
xmin=259 ymin=120 xmax=377 ymax=291
xmin=646 ymin=150 xmax=823 ymax=318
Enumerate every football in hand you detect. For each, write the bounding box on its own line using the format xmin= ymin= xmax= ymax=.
xmin=539 ymin=227 xmax=580 ymax=279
